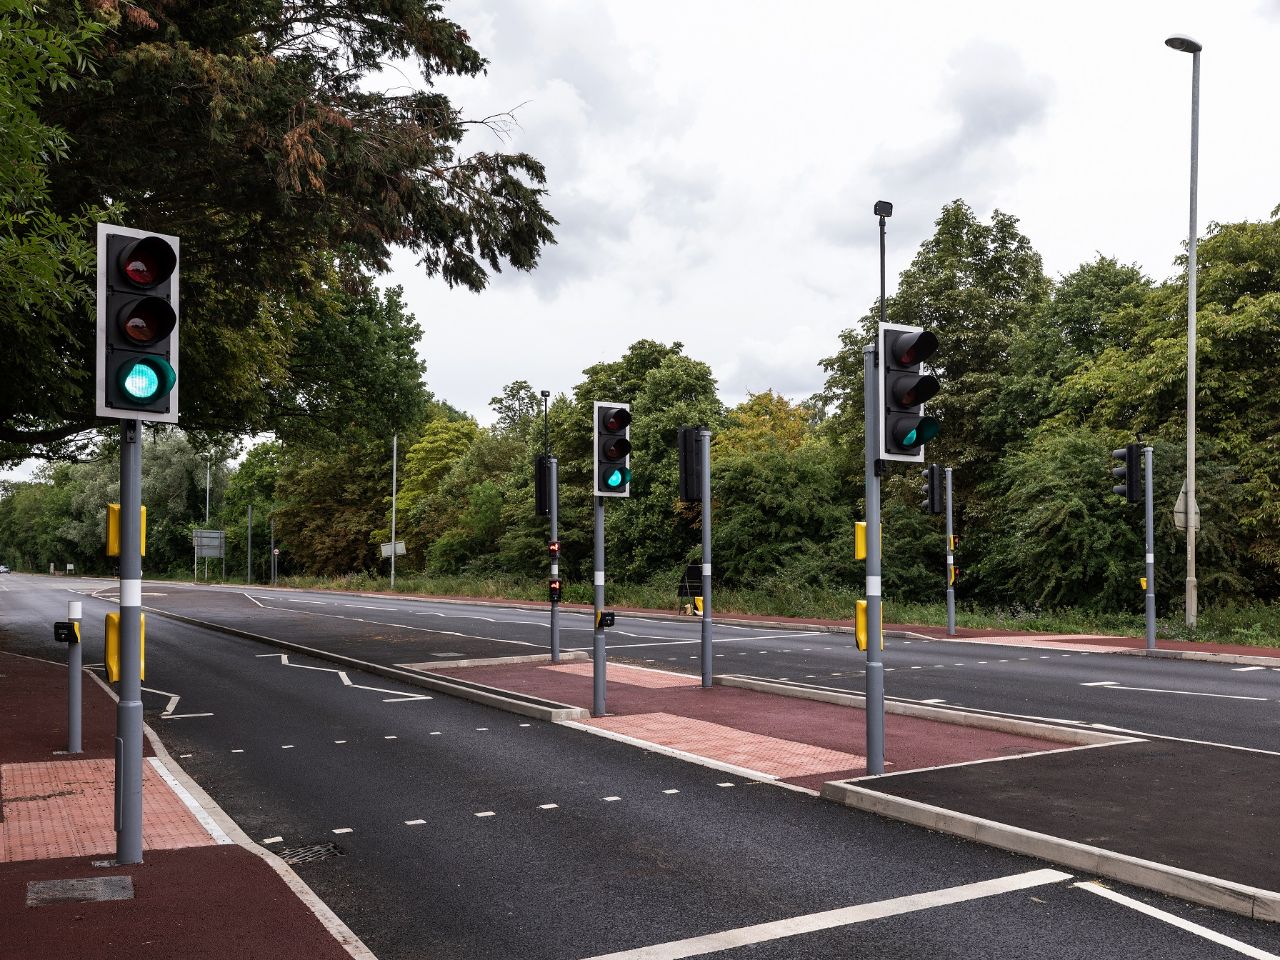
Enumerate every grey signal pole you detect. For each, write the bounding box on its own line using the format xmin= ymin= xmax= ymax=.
xmin=592 ymin=497 xmax=607 ymax=716
xmin=549 ymin=456 xmax=560 ymax=663
xmin=246 ymin=504 xmax=253 ymax=584
xmin=67 ymin=599 xmax=82 ymax=754
xmin=699 ymin=427 xmax=713 ymax=687
xmin=1144 ymin=446 xmax=1156 ymax=649
xmin=945 ymin=467 xmax=956 ymax=636
xmin=390 ymin=433 xmax=398 ymax=590
xmin=116 ymin=419 xmax=145 ymax=864
xmin=862 ymin=345 xmax=885 ymax=776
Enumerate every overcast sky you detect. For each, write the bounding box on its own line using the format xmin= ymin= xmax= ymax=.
xmin=378 ymin=0 xmax=1280 ymax=424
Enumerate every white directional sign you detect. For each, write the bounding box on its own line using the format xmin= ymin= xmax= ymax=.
xmin=380 ymin=541 xmax=406 ymax=558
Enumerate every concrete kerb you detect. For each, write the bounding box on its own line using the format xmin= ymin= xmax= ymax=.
xmin=143 ymin=606 xmax=590 ymax=722
xmin=400 ymin=651 xmax=588 ymax=670
xmin=820 ymin=780 xmax=1280 ymax=924
xmin=82 ymin=669 xmax=378 ymax=960
xmin=1115 ymin=648 xmax=1280 ymax=668
xmin=715 ymin=674 xmax=1129 ymax=747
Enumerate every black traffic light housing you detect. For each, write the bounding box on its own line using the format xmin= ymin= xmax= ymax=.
xmin=677 ymin=425 xmax=704 ymax=503
xmin=921 ymin=463 xmax=944 ymax=515
xmin=96 ymin=224 xmax=180 ymax=422
xmin=534 ymin=454 xmax=551 ymax=517
xmin=549 ymin=578 xmax=562 ymax=603
xmin=878 ymin=322 xmax=940 ymax=462
xmin=594 ymin=402 xmax=632 ymax=497
xmin=1111 ymin=443 xmax=1141 ymax=504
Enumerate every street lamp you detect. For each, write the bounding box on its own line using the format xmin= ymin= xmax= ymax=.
xmin=202 ymin=452 xmax=212 ymax=580
xmin=1166 ymin=33 xmax=1201 ymax=628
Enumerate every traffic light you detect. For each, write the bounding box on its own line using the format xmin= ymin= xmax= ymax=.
xmin=534 ymin=455 xmax=551 ymax=517
xmin=549 ymin=578 xmax=562 ymax=603
xmin=548 ymin=540 xmax=560 ymax=559
xmin=921 ymin=464 xmax=944 ymax=515
xmin=677 ymin=425 xmax=703 ymax=502
xmin=96 ymin=224 xmax=180 ymax=422
xmin=878 ymin=322 xmax=940 ymax=462
xmin=593 ymin=402 xmax=632 ymax=497
xmin=1111 ymin=443 xmax=1141 ymax=504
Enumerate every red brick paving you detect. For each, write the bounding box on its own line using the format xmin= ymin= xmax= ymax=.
xmin=434 ymin=661 xmax=1064 ymax=788
xmin=1 ymin=759 xmax=218 ymax=862
xmin=585 ymin=712 xmax=865 ymax=778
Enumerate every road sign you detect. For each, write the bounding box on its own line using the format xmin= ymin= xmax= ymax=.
xmin=273 ymin=547 xmax=280 ymax=556
xmin=380 ymin=541 xmax=406 ymax=558
xmin=1173 ymin=479 xmax=1200 ymax=531
xmin=193 ymin=529 xmax=225 ymax=559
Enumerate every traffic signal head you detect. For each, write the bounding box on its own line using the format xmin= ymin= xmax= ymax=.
xmin=1111 ymin=443 xmax=1141 ymax=504
xmin=677 ymin=425 xmax=704 ymax=503
xmin=878 ymin=323 xmax=940 ymax=461
xmin=96 ymin=224 xmax=179 ymax=422
xmin=549 ymin=578 xmax=562 ymax=603
xmin=534 ymin=455 xmax=551 ymax=517
xmin=921 ymin=463 xmax=944 ymax=515
xmin=594 ymin=401 xmax=632 ymax=497
xmin=548 ymin=540 xmax=560 ymax=558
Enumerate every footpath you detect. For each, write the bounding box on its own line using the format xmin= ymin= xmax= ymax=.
xmin=0 ymin=650 xmax=368 ymax=960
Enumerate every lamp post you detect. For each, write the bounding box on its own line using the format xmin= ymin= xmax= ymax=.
xmin=1166 ymin=33 xmax=1201 ymax=628
xmin=202 ymin=453 xmax=212 ymax=580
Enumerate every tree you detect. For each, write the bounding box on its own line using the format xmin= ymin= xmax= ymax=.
xmin=0 ymin=0 xmax=105 ymax=463
xmin=9 ymin=0 xmax=555 ymax=455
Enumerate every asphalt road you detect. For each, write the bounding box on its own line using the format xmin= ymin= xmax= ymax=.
xmin=4 ymin=573 xmax=1280 ymax=959
xmin=59 ymin=575 xmax=1280 ymax=752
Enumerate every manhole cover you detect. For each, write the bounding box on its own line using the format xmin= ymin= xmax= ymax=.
xmin=277 ymin=842 xmax=344 ymax=864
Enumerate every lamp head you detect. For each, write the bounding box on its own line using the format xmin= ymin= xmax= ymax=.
xmin=874 ymin=200 xmax=893 ymax=218
xmin=1165 ymin=34 xmax=1202 ymax=54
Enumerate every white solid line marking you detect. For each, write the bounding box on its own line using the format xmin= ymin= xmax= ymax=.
xmin=1232 ymin=666 xmax=1266 ymax=672
xmin=1074 ymin=882 xmax=1280 ymax=959
xmin=332 ymin=828 xmax=353 ymax=834
xmin=146 ymin=757 xmax=234 ymax=845
xmin=663 ymin=789 xmax=680 ymax=794
xmin=263 ymin=836 xmax=283 ymax=844
xmin=539 ymin=803 xmax=559 ymax=810
xmin=921 ymin=698 xmax=947 ymax=705
xmin=405 ymin=819 xmax=426 ymax=826
xmin=475 ymin=811 xmax=495 ymax=818
xmin=602 ymin=796 xmax=621 ymax=802
xmin=1081 ymin=680 xmax=1268 ymax=701
xmin=577 ymin=869 xmax=1074 ymax=960
xmin=245 ymin=592 xmax=266 ymax=607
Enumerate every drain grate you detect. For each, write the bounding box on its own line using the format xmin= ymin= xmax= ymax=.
xmin=277 ymin=842 xmax=344 ymax=864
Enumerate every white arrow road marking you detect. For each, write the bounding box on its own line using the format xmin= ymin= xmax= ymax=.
xmin=141 ymin=685 xmax=214 ymax=719
xmin=1081 ymin=680 xmax=1268 ymax=701
xmin=256 ymin=653 xmax=431 ymax=702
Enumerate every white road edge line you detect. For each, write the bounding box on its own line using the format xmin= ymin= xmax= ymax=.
xmin=1081 ymin=680 xmax=1268 ymax=702
xmin=1073 ymin=881 xmax=1280 ymax=959
xmin=145 ymin=757 xmax=234 ymax=845
xmin=577 ymin=868 xmax=1073 ymax=960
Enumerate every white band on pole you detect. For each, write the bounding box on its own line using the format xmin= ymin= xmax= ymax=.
xmin=68 ymin=601 xmax=83 ymax=620
xmin=551 ymin=564 xmax=559 ymax=576
xmin=702 ymin=563 xmax=711 ymax=576
xmin=866 ymin=575 xmax=882 ymax=597
xmin=120 ymin=579 xmax=142 ymax=607
xmin=1146 ymin=554 xmax=1155 ymax=564
xmin=594 ymin=571 xmax=604 ymax=585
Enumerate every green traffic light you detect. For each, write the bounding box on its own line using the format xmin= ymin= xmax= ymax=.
xmin=117 ymin=357 xmax=176 ymax=404
xmin=605 ymin=467 xmax=631 ymax=489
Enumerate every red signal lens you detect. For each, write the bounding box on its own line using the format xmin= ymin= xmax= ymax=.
xmin=117 ymin=236 xmax=177 ymax=289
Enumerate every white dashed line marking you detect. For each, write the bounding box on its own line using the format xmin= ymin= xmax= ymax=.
xmin=430 ymin=731 xmax=441 ymax=736
xmin=179 ymin=753 xmax=192 ymax=758
xmin=519 ymin=723 xmax=531 ymax=727
xmin=231 ymin=749 xmax=244 ymax=753
xmin=663 ymin=789 xmax=680 ymax=795
xmin=384 ymin=735 xmax=398 ymax=739
xmin=603 ymin=796 xmax=621 ymax=802
xmin=334 ymin=740 xmax=347 ymax=744
xmin=476 ymin=727 xmax=489 ymax=731
xmin=539 ymin=803 xmax=559 ymax=810
xmin=405 ymin=819 xmax=426 ymax=826
xmin=717 ymin=782 xmax=735 ymax=788
xmin=475 ymin=811 xmax=495 ymax=818
xmin=282 ymin=745 xmax=294 ymax=749
xmin=332 ymin=828 xmax=353 ymax=834
xmin=1233 ymin=666 xmax=1266 ymax=672
xmin=262 ymin=836 xmax=283 ymax=844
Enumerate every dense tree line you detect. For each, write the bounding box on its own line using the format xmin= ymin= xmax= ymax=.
xmin=4 ymin=200 xmax=1279 ymax=618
